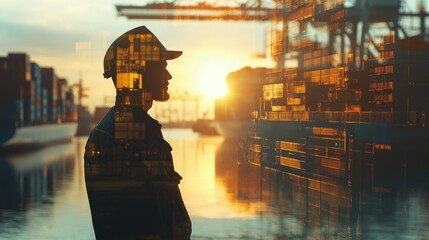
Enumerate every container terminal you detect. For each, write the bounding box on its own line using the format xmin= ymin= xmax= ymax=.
xmin=2 ymin=0 xmax=427 ymax=189
xmin=0 ymin=1 xmax=427 ymax=238
xmin=0 ymin=53 xmax=78 ymax=148
xmin=243 ymin=0 xmax=429 ymax=189
xmin=115 ymin=0 xmax=429 ymax=187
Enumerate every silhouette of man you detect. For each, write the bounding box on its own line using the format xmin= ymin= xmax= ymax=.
xmin=84 ymin=26 xmax=191 ymax=240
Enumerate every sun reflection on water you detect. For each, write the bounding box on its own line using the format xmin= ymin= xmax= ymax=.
xmin=164 ymin=130 xmax=262 ymax=221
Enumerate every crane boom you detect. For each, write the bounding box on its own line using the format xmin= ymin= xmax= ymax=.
xmin=116 ymin=2 xmax=275 ymax=21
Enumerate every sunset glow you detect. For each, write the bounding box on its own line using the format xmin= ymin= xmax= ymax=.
xmin=196 ymin=60 xmax=232 ymax=99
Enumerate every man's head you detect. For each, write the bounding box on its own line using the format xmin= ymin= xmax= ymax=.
xmin=102 ymin=26 xmax=181 ymax=104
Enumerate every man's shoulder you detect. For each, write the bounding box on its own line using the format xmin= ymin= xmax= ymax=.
xmin=92 ymin=107 xmax=115 ymax=135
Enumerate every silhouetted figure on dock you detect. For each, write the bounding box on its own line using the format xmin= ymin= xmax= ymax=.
xmin=84 ymin=26 xmax=191 ymax=239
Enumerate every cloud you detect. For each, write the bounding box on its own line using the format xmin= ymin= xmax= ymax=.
xmin=0 ymin=20 xmax=86 ymax=58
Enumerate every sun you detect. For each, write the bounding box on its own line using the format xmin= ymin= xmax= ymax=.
xmin=196 ymin=61 xmax=230 ymax=99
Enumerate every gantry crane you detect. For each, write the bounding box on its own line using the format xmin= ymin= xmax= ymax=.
xmin=112 ymin=0 xmax=428 ymax=132
xmin=116 ymin=0 xmax=275 ymax=21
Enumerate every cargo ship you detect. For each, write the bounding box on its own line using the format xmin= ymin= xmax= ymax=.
xmin=0 ymin=53 xmax=78 ymax=149
xmin=243 ymin=0 xmax=429 ymax=185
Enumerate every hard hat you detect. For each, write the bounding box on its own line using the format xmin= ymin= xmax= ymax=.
xmin=103 ymin=26 xmax=182 ymax=79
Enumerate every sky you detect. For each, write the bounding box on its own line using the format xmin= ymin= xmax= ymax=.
xmin=0 ymin=0 xmax=270 ymax=116
xmin=0 ymin=0 xmax=425 ymax=117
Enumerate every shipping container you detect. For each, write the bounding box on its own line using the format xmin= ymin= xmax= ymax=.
xmin=31 ymin=62 xmax=42 ymax=124
xmin=0 ymin=57 xmax=7 ymax=105
xmin=41 ymin=67 xmax=58 ymax=123
xmin=23 ymin=80 xmax=35 ymax=125
xmin=7 ymin=53 xmax=31 ymax=83
xmin=42 ymin=88 xmax=48 ymax=124
xmin=2 ymin=53 xmax=36 ymax=126
xmin=0 ymin=51 xmax=78 ymax=148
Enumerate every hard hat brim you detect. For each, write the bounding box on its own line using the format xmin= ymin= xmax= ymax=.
xmin=165 ymin=50 xmax=182 ymax=60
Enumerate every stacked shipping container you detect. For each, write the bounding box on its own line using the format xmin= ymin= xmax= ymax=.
xmin=0 ymin=52 xmax=77 ymax=128
xmin=31 ymin=62 xmax=43 ymax=124
xmin=245 ymin=0 xmax=429 ymax=186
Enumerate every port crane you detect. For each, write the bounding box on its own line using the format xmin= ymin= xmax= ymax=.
xmin=116 ymin=0 xmax=275 ymax=21
xmin=70 ymin=74 xmax=89 ymax=107
xmin=115 ymin=0 xmax=429 ymax=66
xmin=115 ymin=0 xmax=429 ymax=123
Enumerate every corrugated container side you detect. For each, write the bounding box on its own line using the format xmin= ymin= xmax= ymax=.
xmin=7 ymin=53 xmax=31 ymax=83
xmin=1 ymin=55 xmax=25 ymax=102
xmin=0 ymin=57 xmax=7 ymax=83
xmin=42 ymin=88 xmax=48 ymax=124
xmin=23 ymin=80 xmax=36 ymax=126
xmin=41 ymin=67 xmax=58 ymax=123
xmin=3 ymin=54 xmax=34 ymax=126
xmin=0 ymin=57 xmax=7 ymax=105
xmin=31 ymin=62 xmax=42 ymax=124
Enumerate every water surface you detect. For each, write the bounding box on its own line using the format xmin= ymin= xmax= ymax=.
xmin=1 ymin=129 xmax=428 ymax=239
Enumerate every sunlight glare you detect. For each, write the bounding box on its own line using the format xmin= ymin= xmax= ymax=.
xmin=197 ymin=61 xmax=231 ymax=99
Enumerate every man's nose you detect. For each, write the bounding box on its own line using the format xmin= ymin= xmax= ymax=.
xmin=164 ymin=69 xmax=172 ymax=81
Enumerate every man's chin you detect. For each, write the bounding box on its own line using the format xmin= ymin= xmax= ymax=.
xmin=154 ymin=92 xmax=170 ymax=102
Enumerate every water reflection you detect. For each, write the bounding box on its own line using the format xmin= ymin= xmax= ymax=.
xmin=166 ymin=130 xmax=264 ymax=239
xmin=237 ymin=153 xmax=429 ymax=239
xmin=1 ymin=132 xmax=428 ymax=239
xmin=167 ymin=129 xmax=429 ymax=239
xmin=0 ymin=138 xmax=94 ymax=239
xmin=0 ymin=144 xmax=73 ymax=210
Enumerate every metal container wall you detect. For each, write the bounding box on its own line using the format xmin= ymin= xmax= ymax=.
xmin=23 ymin=80 xmax=35 ymax=125
xmin=3 ymin=53 xmax=35 ymax=127
xmin=41 ymin=67 xmax=58 ymax=123
xmin=0 ymin=58 xmax=7 ymax=95
xmin=31 ymin=62 xmax=42 ymax=124
xmin=0 ymin=57 xmax=7 ymax=110
xmin=42 ymin=88 xmax=48 ymax=124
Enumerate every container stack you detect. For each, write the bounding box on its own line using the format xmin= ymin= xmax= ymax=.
xmin=0 ymin=52 xmax=77 ymax=129
xmin=243 ymin=0 xmax=429 ymax=190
